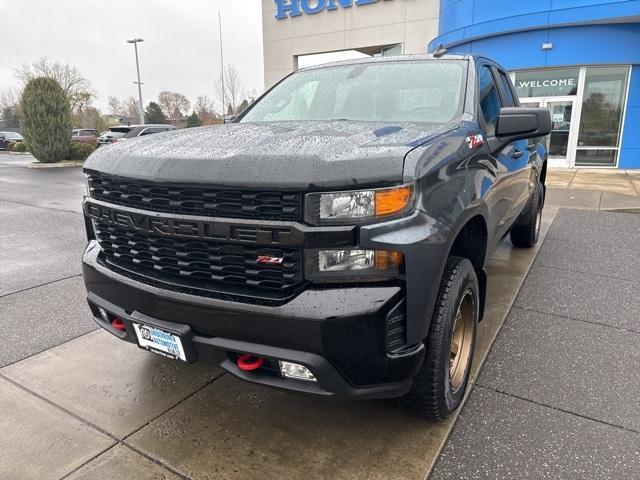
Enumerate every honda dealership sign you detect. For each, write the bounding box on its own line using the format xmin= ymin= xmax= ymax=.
xmin=274 ymin=0 xmax=385 ymax=19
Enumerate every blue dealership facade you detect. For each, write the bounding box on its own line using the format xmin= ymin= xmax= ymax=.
xmin=429 ymin=0 xmax=640 ymax=169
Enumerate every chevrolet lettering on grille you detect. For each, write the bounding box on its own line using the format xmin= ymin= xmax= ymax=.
xmin=84 ymin=200 xmax=295 ymax=245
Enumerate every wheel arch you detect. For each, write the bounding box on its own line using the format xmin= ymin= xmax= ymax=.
xmin=445 ymin=207 xmax=489 ymax=321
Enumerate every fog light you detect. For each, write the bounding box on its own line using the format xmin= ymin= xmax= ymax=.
xmin=98 ymin=307 xmax=110 ymax=323
xmin=278 ymin=361 xmax=317 ymax=382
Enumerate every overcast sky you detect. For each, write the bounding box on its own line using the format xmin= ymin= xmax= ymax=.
xmin=0 ymin=0 xmax=264 ymax=112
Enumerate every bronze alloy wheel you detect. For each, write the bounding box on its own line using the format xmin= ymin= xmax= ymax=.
xmin=449 ymin=288 xmax=475 ymax=391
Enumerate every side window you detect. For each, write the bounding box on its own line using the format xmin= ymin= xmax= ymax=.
xmin=139 ymin=128 xmax=160 ymax=136
xmin=478 ymin=65 xmax=502 ymax=136
xmin=497 ymin=71 xmax=516 ymax=107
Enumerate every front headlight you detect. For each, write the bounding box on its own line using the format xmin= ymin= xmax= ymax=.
xmin=305 ymin=248 xmax=403 ymax=283
xmin=305 ymin=184 xmax=414 ymax=225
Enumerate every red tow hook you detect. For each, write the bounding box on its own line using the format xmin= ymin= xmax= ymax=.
xmin=111 ymin=318 xmax=127 ymax=331
xmin=237 ymin=354 xmax=265 ymax=371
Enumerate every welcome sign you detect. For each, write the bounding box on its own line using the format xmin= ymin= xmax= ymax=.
xmin=274 ymin=0 xmax=385 ymax=19
xmin=514 ymin=68 xmax=579 ymax=97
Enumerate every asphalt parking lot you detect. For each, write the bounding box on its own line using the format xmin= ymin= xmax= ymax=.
xmin=1 ymin=152 xmax=638 ymax=479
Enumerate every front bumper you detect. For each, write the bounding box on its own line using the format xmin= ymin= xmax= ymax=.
xmin=83 ymin=242 xmax=425 ymax=399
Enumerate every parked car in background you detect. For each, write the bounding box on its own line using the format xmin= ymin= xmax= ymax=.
xmin=0 ymin=131 xmax=24 ymax=150
xmin=96 ymin=124 xmax=176 ymax=147
xmin=97 ymin=128 xmax=127 ymax=147
xmin=72 ymin=129 xmax=100 ymax=146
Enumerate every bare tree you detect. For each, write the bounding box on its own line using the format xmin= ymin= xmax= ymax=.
xmin=104 ymin=96 xmax=139 ymax=124
xmin=158 ymin=91 xmax=190 ymax=122
xmin=122 ymin=97 xmax=141 ymax=123
xmin=73 ymin=106 xmax=106 ymax=131
xmin=107 ymin=95 xmax=123 ymax=115
xmin=215 ymin=65 xmax=244 ymax=114
xmin=0 ymin=87 xmax=20 ymax=111
xmin=0 ymin=88 xmax=21 ymax=128
xmin=14 ymin=58 xmax=95 ymax=110
xmin=194 ymin=95 xmax=218 ymax=124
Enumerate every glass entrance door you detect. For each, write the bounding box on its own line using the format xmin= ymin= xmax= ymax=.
xmin=546 ymin=100 xmax=573 ymax=162
xmin=521 ymin=97 xmax=576 ymax=167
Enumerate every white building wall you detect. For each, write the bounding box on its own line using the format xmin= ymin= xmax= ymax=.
xmin=262 ymin=0 xmax=440 ymax=88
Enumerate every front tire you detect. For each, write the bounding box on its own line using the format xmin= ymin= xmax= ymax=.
xmin=399 ymin=256 xmax=479 ymax=420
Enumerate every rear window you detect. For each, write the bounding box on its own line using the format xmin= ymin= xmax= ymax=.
xmin=109 ymin=127 xmax=131 ymax=134
xmin=241 ymin=60 xmax=467 ymax=124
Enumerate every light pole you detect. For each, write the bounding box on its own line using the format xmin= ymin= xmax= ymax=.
xmin=218 ymin=11 xmax=226 ymax=119
xmin=126 ymin=38 xmax=145 ymax=125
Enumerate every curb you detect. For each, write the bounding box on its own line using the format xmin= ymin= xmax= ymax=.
xmin=27 ymin=161 xmax=84 ymax=169
xmin=601 ymin=207 xmax=640 ymax=214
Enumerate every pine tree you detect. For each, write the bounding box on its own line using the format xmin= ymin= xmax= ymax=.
xmin=19 ymin=77 xmax=71 ymax=163
xmin=144 ymin=101 xmax=168 ymax=124
xmin=186 ymin=112 xmax=202 ymax=128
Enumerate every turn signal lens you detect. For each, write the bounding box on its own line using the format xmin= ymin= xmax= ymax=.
xmin=374 ymin=250 xmax=404 ymax=271
xmin=375 ymin=186 xmax=412 ymax=216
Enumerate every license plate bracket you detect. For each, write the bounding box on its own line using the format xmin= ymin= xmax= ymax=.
xmin=130 ymin=312 xmax=197 ymax=363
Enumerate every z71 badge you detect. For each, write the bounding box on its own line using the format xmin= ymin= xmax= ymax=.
xmin=466 ymin=133 xmax=484 ymax=149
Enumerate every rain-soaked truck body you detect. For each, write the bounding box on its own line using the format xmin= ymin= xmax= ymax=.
xmin=82 ymin=55 xmax=551 ymax=419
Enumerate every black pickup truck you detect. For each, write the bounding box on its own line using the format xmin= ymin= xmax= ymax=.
xmin=82 ymin=54 xmax=551 ymax=420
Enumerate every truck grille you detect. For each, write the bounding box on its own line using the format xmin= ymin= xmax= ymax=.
xmin=94 ymin=220 xmax=304 ymax=298
xmin=86 ymin=172 xmax=302 ymax=221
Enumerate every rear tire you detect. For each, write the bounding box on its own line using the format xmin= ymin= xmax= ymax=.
xmin=510 ymin=182 xmax=544 ymax=248
xmin=398 ymin=256 xmax=479 ymax=420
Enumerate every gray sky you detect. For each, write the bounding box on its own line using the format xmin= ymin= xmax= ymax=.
xmin=0 ymin=0 xmax=264 ymax=112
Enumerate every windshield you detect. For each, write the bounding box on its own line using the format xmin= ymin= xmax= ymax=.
xmin=2 ymin=132 xmax=22 ymax=139
xmin=241 ymin=60 xmax=466 ymax=124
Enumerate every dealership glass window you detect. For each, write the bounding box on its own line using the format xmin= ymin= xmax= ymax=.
xmin=514 ymin=68 xmax=579 ymax=98
xmin=575 ymin=66 xmax=629 ymax=166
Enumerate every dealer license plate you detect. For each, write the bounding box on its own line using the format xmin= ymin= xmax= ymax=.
xmin=133 ymin=323 xmax=187 ymax=362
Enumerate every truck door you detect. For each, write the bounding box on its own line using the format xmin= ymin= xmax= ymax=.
xmin=477 ymin=63 xmax=533 ymax=243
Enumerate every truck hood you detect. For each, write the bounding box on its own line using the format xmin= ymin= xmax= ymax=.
xmin=84 ymin=121 xmax=455 ymax=189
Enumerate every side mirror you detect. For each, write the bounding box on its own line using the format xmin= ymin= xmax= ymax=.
xmin=495 ymin=107 xmax=551 ymax=143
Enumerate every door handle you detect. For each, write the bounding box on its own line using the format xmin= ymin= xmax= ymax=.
xmin=512 ymin=149 xmax=524 ymax=159
xmin=526 ymin=144 xmax=537 ymax=151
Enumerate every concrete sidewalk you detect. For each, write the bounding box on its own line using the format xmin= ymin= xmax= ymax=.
xmin=430 ymin=209 xmax=640 ymax=479
xmin=546 ymin=168 xmax=640 ymax=211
